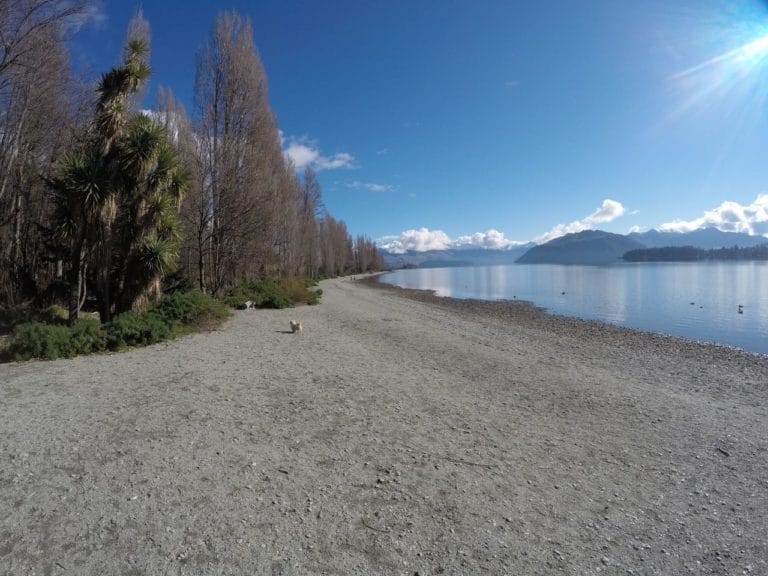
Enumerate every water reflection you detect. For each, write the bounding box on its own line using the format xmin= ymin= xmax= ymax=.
xmin=380 ymin=262 xmax=768 ymax=355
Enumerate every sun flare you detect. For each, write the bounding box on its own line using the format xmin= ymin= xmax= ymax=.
xmin=669 ymin=19 xmax=768 ymax=121
xmin=738 ymin=32 xmax=768 ymax=62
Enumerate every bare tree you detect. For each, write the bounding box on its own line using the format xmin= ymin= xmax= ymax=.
xmin=193 ymin=10 xmax=286 ymax=293
xmin=354 ymin=234 xmax=383 ymax=273
xmin=0 ymin=0 xmax=90 ymax=92
xmin=299 ymin=166 xmax=323 ymax=277
xmin=0 ymin=14 xmax=81 ymax=305
xmin=155 ymin=86 xmax=207 ymax=290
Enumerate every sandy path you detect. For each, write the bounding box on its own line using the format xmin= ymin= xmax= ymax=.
xmin=1 ymin=277 xmax=767 ymax=575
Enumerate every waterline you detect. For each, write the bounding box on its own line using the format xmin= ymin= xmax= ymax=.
xmin=379 ymin=263 xmax=768 ymax=355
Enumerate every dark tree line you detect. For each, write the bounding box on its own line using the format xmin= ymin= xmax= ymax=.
xmin=623 ymin=244 xmax=768 ymax=262
xmin=0 ymin=4 xmax=383 ymax=318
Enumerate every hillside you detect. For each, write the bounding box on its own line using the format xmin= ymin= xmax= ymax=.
xmin=516 ymin=230 xmax=644 ymax=265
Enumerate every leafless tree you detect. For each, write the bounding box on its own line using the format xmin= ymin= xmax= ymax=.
xmin=0 ymin=15 xmax=82 ymax=305
xmin=0 ymin=0 xmax=90 ymax=91
xmin=193 ymin=10 xmax=286 ymax=293
xmin=154 ymin=86 xmax=203 ymax=287
xmin=354 ymin=234 xmax=383 ymax=273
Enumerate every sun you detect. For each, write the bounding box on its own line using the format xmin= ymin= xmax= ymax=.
xmin=738 ymin=32 xmax=768 ymax=63
xmin=668 ymin=20 xmax=768 ymax=120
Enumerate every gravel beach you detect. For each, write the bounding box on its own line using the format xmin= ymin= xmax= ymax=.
xmin=2 ymin=276 xmax=767 ymax=575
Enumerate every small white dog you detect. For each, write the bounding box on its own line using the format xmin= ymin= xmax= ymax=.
xmin=289 ymin=320 xmax=302 ymax=333
xmin=244 ymin=300 xmax=255 ymax=309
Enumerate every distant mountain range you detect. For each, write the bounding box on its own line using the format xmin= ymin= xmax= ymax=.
xmin=628 ymin=228 xmax=768 ymax=249
xmin=380 ymin=228 xmax=768 ymax=267
xmin=381 ymin=245 xmax=533 ymax=269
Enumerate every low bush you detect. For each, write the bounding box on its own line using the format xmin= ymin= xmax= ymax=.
xmin=107 ymin=291 xmax=229 ymax=349
xmin=105 ymin=311 xmax=171 ymax=349
xmin=224 ymin=277 xmax=323 ymax=309
xmin=153 ymin=290 xmax=230 ymax=328
xmin=3 ymin=290 xmax=231 ymax=361
xmin=7 ymin=319 xmax=105 ymax=361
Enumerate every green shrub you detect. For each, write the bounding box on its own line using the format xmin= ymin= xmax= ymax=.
xmin=7 ymin=319 xmax=105 ymax=361
xmin=153 ymin=290 xmax=230 ymax=328
xmin=223 ymin=277 xmax=323 ymax=309
xmin=2 ymin=290 xmax=231 ymax=361
xmin=256 ymin=279 xmax=293 ymax=309
xmin=70 ymin=319 xmax=107 ymax=355
xmin=307 ymin=287 xmax=322 ymax=305
xmin=107 ymin=291 xmax=230 ymax=350
xmin=224 ymin=279 xmax=292 ymax=309
xmin=106 ymin=311 xmax=171 ymax=350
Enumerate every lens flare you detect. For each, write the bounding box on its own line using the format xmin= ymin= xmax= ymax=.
xmin=673 ymin=32 xmax=768 ymax=81
xmin=740 ymin=33 xmax=768 ymax=59
xmin=669 ymin=23 xmax=768 ymax=119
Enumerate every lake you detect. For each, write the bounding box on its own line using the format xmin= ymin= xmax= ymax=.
xmin=378 ymin=262 xmax=768 ymax=356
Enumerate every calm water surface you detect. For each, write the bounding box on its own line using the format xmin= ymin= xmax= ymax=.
xmin=379 ymin=262 xmax=768 ymax=355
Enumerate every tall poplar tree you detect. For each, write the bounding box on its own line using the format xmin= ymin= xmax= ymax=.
xmin=192 ymin=10 xmax=287 ymax=293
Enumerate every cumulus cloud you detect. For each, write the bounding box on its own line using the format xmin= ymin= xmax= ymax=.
xmin=346 ymin=181 xmax=394 ymax=193
xmin=378 ymin=228 xmax=525 ymax=253
xmin=378 ymin=228 xmax=453 ymax=254
xmin=535 ymin=199 xmax=626 ymax=243
xmin=283 ymin=136 xmax=355 ymax=171
xmin=659 ymin=194 xmax=768 ymax=236
xmin=455 ymin=229 xmax=524 ymax=249
xmin=586 ymin=199 xmax=626 ymax=223
xmin=283 ymin=142 xmax=318 ymax=170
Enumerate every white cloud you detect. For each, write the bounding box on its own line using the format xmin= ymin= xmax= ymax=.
xmin=586 ymin=199 xmax=625 ymax=224
xmin=346 ymin=181 xmax=394 ymax=193
xmin=536 ymin=199 xmax=626 ymax=243
xmin=659 ymin=194 xmax=768 ymax=236
xmin=378 ymin=228 xmax=452 ymax=254
xmin=455 ymin=229 xmax=524 ymax=249
xmin=378 ymin=228 xmax=525 ymax=253
xmin=284 ymin=143 xmax=318 ymax=170
xmin=627 ymin=225 xmax=647 ymax=234
xmin=65 ymin=1 xmax=108 ymax=31
xmin=283 ymin=136 xmax=355 ymax=171
xmin=316 ymin=152 xmax=355 ymax=170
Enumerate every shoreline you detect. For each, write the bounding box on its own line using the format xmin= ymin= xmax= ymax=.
xmin=367 ymin=273 xmax=768 ymax=364
xmin=2 ymin=276 xmax=767 ymax=574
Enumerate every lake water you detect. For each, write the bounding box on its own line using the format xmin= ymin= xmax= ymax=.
xmin=379 ymin=262 xmax=768 ymax=355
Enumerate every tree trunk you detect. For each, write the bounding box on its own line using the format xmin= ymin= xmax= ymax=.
xmin=197 ymin=225 xmax=206 ymax=292
xmin=68 ymin=243 xmax=83 ymax=326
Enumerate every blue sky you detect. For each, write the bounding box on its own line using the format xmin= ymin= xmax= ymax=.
xmin=72 ymin=0 xmax=768 ymax=250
